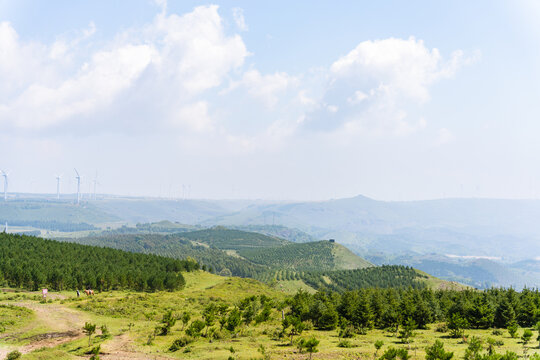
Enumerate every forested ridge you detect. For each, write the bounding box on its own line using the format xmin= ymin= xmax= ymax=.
xmin=238 ymin=240 xmax=372 ymax=271
xmin=66 ymin=233 xmax=434 ymax=291
xmin=63 ymin=233 xmax=269 ymax=278
xmin=286 ymin=286 xmax=540 ymax=332
xmin=0 ymin=233 xmax=197 ymax=292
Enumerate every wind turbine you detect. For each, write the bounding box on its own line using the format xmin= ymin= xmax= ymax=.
xmin=92 ymin=171 xmax=100 ymax=200
xmin=55 ymin=174 xmax=62 ymax=199
xmin=0 ymin=170 xmax=9 ymax=201
xmin=74 ymin=168 xmax=81 ymax=204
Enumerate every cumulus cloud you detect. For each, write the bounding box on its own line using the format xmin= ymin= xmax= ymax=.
xmin=330 ymin=36 xmax=465 ymax=102
xmin=0 ymin=5 xmax=248 ymax=132
xmin=227 ymin=69 xmax=297 ymax=108
xmin=0 ymin=8 xmax=473 ymax=159
xmin=301 ymin=37 xmax=475 ymax=137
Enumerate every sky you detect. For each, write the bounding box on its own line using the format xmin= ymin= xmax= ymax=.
xmin=1 ymin=0 xmax=540 ymax=201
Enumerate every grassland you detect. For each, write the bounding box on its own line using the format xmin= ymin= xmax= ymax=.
xmin=0 ymin=271 xmax=537 ymax=360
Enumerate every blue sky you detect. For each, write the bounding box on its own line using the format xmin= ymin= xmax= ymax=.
xmin=1 ymin=0 xmax=539 ymax=200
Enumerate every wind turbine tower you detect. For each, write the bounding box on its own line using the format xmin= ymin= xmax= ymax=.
xmin=92 ymin=171 xmax=99 ymax=200
xmin=0 ymin=170 xmax=8 ymax=202
xmin=74 ymin=168 xmax=81 ymax=204
xmin=55 ymin=174 xmax=62 ymax=199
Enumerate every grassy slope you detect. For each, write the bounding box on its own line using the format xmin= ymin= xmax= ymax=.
xmin=415 ymin=269 xmax=472 ymax=290
xmin=0 ymin=271 xmax=532 ymax=360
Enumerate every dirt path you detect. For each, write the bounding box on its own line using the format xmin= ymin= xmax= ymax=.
xmin=0 ymin=301 xmax=88 ymax=358
xmin=0 ymin=302 xmax=173 ymax=359
xmin=99 ymin=333 xmax=174 ymax=360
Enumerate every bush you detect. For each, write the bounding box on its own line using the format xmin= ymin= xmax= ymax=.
xmin=169 ymin=336 xmax=194 ymax=352
xmin=425 ymin=340 xmax=453 ymax=360
xmin=338 ymin=339 xmax=354 ymax=348
xmin=6 ymin=351 xmax=21 ymax=360
xmin=435 ymin=323 xmax=449 ymax=333
xmin=339 ymin=326 xmax=355 ymax=338
xmin=521 ymin=329 xmax=533 ymax=344
xmin=100 ymin=325 xmax=111 ymax=339
xmin=492 ymin=329 xmax=503 ymax=336
xmin=185 ymin=320 xmax=205 ymax=338
xmin=379 ymin=347 xmax=410 ymax=360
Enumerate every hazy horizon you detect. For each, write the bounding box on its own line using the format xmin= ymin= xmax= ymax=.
xmin=2 ymin=1 xmax=540 ymax=201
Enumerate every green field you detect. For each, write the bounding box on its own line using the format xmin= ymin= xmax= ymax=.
xmin=0 ymin=272 xmax=538 ymax=360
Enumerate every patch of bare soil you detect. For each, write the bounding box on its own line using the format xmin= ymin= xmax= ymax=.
xmin=99 ymin=333 xmax=174 ymax=360
xmin=0 ymin=302 xmax=87 ymax=357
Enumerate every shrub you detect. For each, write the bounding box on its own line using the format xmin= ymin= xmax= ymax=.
xmin=425 ymin=340 xmax=453 ymax=360
xmin=100 ymin=325 xmax=111 ymax=339
xmin=379 ymin=347 xmax=410 ymax=360
xmin=521 ymin=329 xmax=533 ymax=344
xmin=169 ymin=336 xmax=193 ymax=352
xmin=339 ymin=326 xmax=355 ymax=338
xmin=492 ymin=329 xmax=503 ymax=336
xmin=338 ymin=339 xmax=353 ymax=348
xmin=435 ymin=323 xmax=449 ymax=333
xmin=185 ymin=320 xmax=205 ymax=338
xmin=6 ymin=351 xmax=21 ymax=360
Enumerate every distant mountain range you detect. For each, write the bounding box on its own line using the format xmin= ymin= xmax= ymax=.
xmin=3 ymin=194 xmax=540 ymax=288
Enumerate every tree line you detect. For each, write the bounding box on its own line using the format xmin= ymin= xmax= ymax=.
xmin=285 ymin=287 xmax=540 ymax=334
xmin=0 ymin=233 xmax=198 ymax=292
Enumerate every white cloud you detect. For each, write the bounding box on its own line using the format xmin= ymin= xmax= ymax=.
xmin=152 ymin=5 xmax=248 ymax=95
xmin=232 ymin=8 xmax=248 ymax=31
xmin=172 ymin=101 xmax=214 ymax=132
xmin=0 ymin=4 xmax=474 ymax=191
xmin=347 ymin=90 xmax=368 ymax=104
xmin=230 ymin=69 xmax=296 ymax=108
xmin=330 ymin=36 xmax=465 ymax=102
xmin=2 ymin=44 xmax=157 ymax=129
xmin=0 ymin=6 xmax=249 ymax=132
xmin=301 ymin=37 xmax=475 ymax=138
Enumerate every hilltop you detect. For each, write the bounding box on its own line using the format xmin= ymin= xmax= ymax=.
xmin=239 ymin=240 xmax=372 ymax=272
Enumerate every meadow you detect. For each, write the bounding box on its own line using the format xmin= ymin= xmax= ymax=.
xmin=0 ymin=271 xmax=539 ymax=360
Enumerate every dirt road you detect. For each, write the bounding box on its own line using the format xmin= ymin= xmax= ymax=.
xmin=0 ymin=301 xmax=174 ymax=359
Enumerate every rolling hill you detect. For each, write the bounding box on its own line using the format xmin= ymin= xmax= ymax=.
xmin=238 ymin=240 xmax=372 ymax=271
xmin=61 ymin=228 xmax=378 ymax=287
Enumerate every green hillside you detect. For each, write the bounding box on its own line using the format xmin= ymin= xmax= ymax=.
xmin=63 ymin=231 xmax=373 ymax=280
xmin=0 ymin=233 xmax=197 ymax=291
xmin=61 ymin=233 xmax=268 ymax=278
xmin=238 ymin=240 xmax=373 ymax=271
